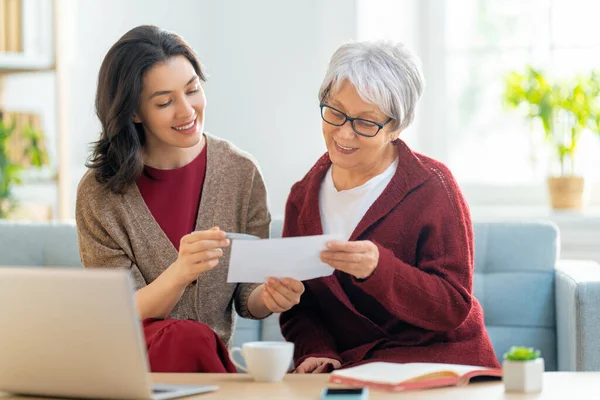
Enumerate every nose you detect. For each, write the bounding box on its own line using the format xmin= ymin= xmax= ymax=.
xmin=337 ymin=119 xmax=356 ymax=139
xmin=176 ymin=96 xmax=195 ymax=120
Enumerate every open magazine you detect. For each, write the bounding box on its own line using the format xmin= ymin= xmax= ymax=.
xmin=329 ymin=362 xmax=502 ymax=392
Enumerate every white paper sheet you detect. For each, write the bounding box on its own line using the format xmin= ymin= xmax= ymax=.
xmin=226 ymin=234 xmax=343 ymax=283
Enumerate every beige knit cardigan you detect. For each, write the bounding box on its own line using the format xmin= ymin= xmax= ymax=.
xmin=75 ymin=133 xmax=271 ymax=346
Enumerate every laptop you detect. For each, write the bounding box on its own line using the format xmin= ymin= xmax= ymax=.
xmin=0 ymin=267 xmax=218 ymax=399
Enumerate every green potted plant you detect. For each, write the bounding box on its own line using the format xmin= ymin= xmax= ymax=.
xmin=0 ymin=112 xmax=48 ymax=218
xmin=503 ymin=66 xmax=600 ymax=209
xmin=502 ymin=346 xmax=544 ymax=393
xmin=584 ymin=70 xmax=600 ymax=146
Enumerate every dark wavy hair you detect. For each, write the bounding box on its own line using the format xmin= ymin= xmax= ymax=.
xmin=86 ymin=25 xmax=206 ymax=194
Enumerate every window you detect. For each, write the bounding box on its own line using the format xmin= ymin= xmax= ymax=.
xmin=445 ymin=0 xmax=600 ymax=184
xmin=358 ymin=0 xmax=600 ymax=205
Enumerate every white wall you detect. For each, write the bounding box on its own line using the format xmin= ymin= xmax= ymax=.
xmin=196 ymin=1 xmax=358 ymax=219
xmin=356 ymin=0 xmax=423 ymax=152
xmin=4 ymin=0 xmax=358 ymax=219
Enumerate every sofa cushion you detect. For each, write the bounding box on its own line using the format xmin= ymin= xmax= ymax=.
xmin=0 ymin=221 xmax=81 ymax=267
xmin=473 ymin=221 xmax=559 ymax=370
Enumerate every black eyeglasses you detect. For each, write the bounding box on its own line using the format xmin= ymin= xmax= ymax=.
xmin=319 ymin=103 xmax=393 ymax=137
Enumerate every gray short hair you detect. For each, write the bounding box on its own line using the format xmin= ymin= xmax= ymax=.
xmin=318 ymin=40 xmax=425 ymax=132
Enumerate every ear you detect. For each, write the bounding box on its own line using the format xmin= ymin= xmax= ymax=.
xmin=133 ymin=113 xmax=142 ymax=124
xmin=389 ymin=129 xmax=401 ymax=142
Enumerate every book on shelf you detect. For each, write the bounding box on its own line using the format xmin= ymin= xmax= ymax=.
xmin=2 ymin=0 xmax=22 ymax=53
xmin=0 ymin=0 xmax=6 ymax=52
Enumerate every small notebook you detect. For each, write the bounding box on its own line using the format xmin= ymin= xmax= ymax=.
xmin=329 ymin=362 xmax=502 ymax=392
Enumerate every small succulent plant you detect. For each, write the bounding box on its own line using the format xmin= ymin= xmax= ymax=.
xmin=503 ymin=346 xmax=542 ymax=361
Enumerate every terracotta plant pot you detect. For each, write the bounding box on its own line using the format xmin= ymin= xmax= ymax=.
xmin=547 ymin=176 xmax=585 ymax=210
xmin=503 ymin=358 xmax=544 ymax=393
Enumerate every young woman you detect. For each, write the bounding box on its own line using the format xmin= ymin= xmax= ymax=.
xmin=76 ymin=25 xmax=304 ymax=373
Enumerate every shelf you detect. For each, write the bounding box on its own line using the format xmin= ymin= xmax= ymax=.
xmin=0 ymin=65 xmax=56 ymax=75
xmin=0 ymin=0 xmax=54 ymax=72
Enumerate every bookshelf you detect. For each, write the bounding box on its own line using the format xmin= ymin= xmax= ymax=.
xmin=0 ymin=0 xmax=67 ymax=220
xmin=0 ymin=0 xmax=54 ymax=71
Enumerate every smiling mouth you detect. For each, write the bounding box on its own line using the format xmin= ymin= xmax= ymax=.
xmin=173 ymin=117 xmax=196 ymax=131
xmin=335 ymin=140 xmax=358 ymax=151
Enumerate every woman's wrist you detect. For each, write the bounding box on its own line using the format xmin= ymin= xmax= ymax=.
xmin=247 ymin=284 xmax=271 ymax=319
xmin=161 ymin=261 xmax=189 ymax=291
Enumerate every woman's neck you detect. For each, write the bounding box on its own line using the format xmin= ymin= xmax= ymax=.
xmin=332 ymin=143 xmax=397 ymax=191
xmin=143 ymin=135 xmax=205 ymax=170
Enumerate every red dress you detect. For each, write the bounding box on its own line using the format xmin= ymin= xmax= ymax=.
xmin=136 ymin=146 xmax=236 ymax=373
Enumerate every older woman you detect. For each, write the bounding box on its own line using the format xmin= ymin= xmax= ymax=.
xmin=280 ymin=41 xmax=499 ymax=373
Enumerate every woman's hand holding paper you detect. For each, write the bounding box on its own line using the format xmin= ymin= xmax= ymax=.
xmin=261 ymin=277 xmax=305 ymax=313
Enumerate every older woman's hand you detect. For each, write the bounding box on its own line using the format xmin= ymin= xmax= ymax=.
xmin=320 ymin=240 xmax=380 ymax=279
xmin=261 ymin=277 xmax=305 ymax=313
xmin=294 ymin=357 xmax=341 ymax=373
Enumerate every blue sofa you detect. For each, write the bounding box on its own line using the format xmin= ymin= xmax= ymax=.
xmin=1 ymin=219 xmax=599 ymax=371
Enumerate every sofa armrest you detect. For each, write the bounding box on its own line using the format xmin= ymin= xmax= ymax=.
xmin=555 ymin=259 xmax=600 ymax=371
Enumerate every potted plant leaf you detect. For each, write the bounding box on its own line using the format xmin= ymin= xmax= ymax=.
xmin=502 ymin=346 xmax=544 ymax=393
xmin=584 ymin=71 xmax=600 ymax=152
xmin=0 ymin=111 xmax=48 ymax=218
xmin=503 ymin=66 xmax=600 ymax=209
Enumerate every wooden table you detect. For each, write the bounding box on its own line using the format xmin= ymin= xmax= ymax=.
xmin=152 ymin=372 xmax=599 ymax=399
xmin=1 ymin=372 xmax=598 ymax=399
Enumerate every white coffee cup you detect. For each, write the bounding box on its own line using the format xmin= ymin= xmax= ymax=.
xmin=229 ymin=341 xmax=294 ymax=382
